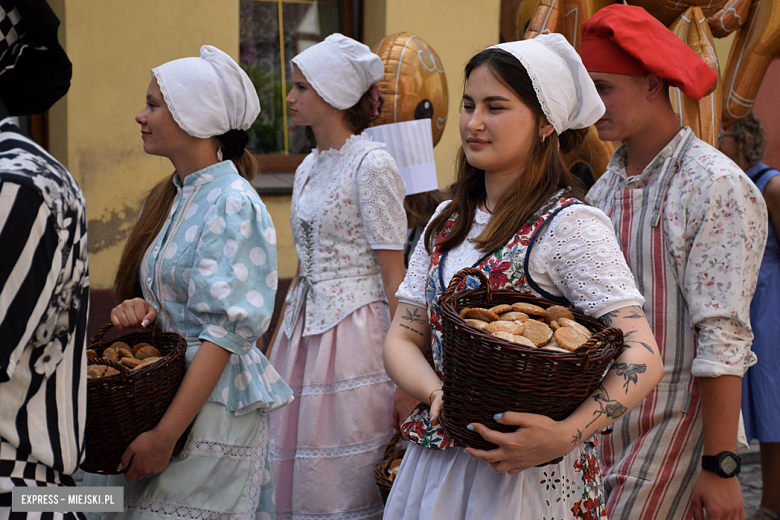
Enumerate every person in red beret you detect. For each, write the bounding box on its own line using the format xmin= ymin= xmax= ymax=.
xmin=581 ymin=4 xmax=768 ymax=520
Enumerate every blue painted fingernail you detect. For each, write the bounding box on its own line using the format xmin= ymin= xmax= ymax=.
xmin=493 ymin=413 xmax=503 ymax=420
xmin=466 ymin=424 xmax=475 ymax=431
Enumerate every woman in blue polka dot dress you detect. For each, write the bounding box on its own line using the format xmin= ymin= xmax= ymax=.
xmin=85 ymin=46 xmax=294 ymax=520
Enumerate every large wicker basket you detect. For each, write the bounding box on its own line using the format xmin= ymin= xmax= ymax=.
xmin=81 ymin=323 xmax=189 ymax=474
xmin=439 ymin=268 xmax=624 ymax=451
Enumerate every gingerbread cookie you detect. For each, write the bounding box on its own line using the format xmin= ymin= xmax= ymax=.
xmin=511 ymin=302 xmax=546 ymax=318
xmin=498 ymin=311 xmax=529 ymax=322
xmin=553 ymin=327 xmax=589 ymax=351
xmin=465 ymin=319 xmax=489 ymax=330
xmin=459 ymin=307 xmax=471 ymax=319
xmin=549 ymin=320 xmax=561 ymax=331
xmin=544 ymin=305 xmax=574 ymax=325
xmin=102 ymin=348 xmax=119 ymax=362
xmin=485 ymin=320 xmax=524 ymax=335
xmin=134 ymin=345 xmax=161 ymax=360
xmin=121 ymin=357 xmax=143 ymax=368
xmin=87 ymin=349 xmax=97 ymax=359
xmin=491 ymin=330 xmax=516 ymax=342
xmin=489 ymin=304 xmax=513 ymax=315
xmin=513 ymin=334 xmax=537 ymax=348
xmin=558 ymin=318 xmax=592 ymax=338
xmin=521 ymin=319 xmax=553 ymax=347
xmin=463 ymin=308 xmax=500 ymax=322
xmin=131 ymin=342 xmax=155 ymax=357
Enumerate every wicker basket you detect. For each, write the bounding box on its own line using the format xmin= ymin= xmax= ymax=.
xmin=81 ymin=323 xmax=189 ymax=474
xmin=374 ymin=432 xmax=406 ymax=504
xmin=439 ymin=268 xmax=624 ymax=452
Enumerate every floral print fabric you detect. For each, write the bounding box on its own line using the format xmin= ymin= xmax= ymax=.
xmin=587 ymin=128 xmax=766 ymax=378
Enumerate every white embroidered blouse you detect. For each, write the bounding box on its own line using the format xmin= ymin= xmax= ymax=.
xmin=397 ymin=202 xmax=645 ymax=318
xmin=284 ymin=134 xmax=407 ymax=337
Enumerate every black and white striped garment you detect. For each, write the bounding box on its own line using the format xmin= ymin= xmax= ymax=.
xmin=0 ymin=117 xmax=88 ymax=487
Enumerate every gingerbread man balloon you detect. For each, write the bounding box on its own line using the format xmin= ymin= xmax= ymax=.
xmin=372 ymin=33 xmax=449 ymax=146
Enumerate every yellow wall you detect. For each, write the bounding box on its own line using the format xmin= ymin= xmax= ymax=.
xmin=48 ymin=1 xmax=239 ymax=289
xmin=365 ymin=0 xmax=502 ymax=191
xmin=48 ymin=0 xmax=500 ymax=289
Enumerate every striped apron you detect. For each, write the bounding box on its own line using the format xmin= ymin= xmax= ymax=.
xmin=597 ymin=128 xmax=704 ymax=520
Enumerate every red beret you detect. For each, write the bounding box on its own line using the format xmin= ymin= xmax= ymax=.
xmin=580 ymin=4 xmax=717 ymax=101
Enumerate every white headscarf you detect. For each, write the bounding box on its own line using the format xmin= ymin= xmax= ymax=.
xmin=152 ymin=45 xmax=260 ymax=139
xmin=490 ymin=34 xmax=604 ymax=134
xmin=291 ymin=33 xmax=384 ymax=110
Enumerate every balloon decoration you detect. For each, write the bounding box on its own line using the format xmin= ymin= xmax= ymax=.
xmin=711 ymin=0 xmax=780 ymax=129
xmin=372 ymin=33 xmax=449 ymax=146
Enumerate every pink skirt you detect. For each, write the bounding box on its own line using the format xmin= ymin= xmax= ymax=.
xmin=269 ymin=302 xmax=395 ymax=520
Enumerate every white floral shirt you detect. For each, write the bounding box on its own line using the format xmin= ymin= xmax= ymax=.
xmin=587 ymin=129 xmax=767 ymax=377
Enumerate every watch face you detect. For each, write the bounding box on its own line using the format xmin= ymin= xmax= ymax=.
xmin=721 ymin=455 xmax=739 ymax=474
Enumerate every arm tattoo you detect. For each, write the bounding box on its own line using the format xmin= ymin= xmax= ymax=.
xmin=598 ymin=310 xmax=620 ymax=327
xmin=571 ymin=428 xmax=583 ymax=446
xmin=611 ymin=362 xmax=647 ymax=393
xmin=586 ymin=383 xmax=628 ymax=430
xmin=622 ymin=331 xmax=655 ymax=355
xmin=399 ymin=323 xmax=425 ymax=337
xmin=401 ymin=308 xmax=427 ymax=325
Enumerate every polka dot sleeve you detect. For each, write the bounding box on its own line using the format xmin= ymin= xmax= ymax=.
xmin=356 ymin=149 xmax=408 ymax=250
xmin=190 ymin=190 xmax=278 ymax=355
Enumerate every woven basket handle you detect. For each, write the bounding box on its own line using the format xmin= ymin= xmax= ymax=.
xmin=91 ymin=322 xmax=158 ymax=349
xmin=440 ymin=267 xmax=492 ymax=307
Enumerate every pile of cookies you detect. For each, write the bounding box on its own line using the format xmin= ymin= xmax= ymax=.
xmin=458 ymin=303 xmax=593 ymax=352
xmin=86 ymin=342 xmax=163 ymax=379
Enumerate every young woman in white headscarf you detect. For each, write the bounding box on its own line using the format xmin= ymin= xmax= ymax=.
xmin=85 ymin=46 xmax=294 ymax=520
xmin=267 ymin=34 xmax=408 ymax=520
xmin=382 ymin=35 xmax=665 ymax=519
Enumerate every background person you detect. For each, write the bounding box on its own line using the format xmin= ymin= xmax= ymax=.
xmin=87 ymin=45 xmax=293 ymax=520
xmin=581 ymin=5 xmax=768 ymax=520
xmin=719 ymin=113 xmax=780 ymax=520
xmin=383 ymin=34 xmax=664 ymax=519
xmin=267 ymin=34 xmax=408 ymax=520
xmin=0 ymin=1 xmax=88 ymax=518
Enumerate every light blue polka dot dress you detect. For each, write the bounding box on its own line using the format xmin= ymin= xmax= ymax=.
xmin=89 ymin=160 xmax=294 ymax=520
xmin=140 ymin=160 xmax=293 ymax=414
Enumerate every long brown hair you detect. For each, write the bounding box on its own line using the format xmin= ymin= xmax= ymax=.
xmin=424 ymin=48 xmax=587 ymax=254
xmin=114 ymin=147 xmax=259 ymax=301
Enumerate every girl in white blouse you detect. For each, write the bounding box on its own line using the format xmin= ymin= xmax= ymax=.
xmin=382 ymin=35 xmax=665 ymax=519
xmin=267 ymin=34 xmax=409 ymax=520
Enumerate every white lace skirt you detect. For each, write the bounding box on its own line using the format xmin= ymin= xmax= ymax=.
xmin=268 ymin=303 xmax=395 ymax=520
xmin=83 ymin=402 xmax=275 ymax=520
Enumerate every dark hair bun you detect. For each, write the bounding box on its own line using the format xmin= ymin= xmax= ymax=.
xmin=558 ymin=128 xmax=588 ymax=155
xmin=218 ymin=129 xmax=249 ymax=161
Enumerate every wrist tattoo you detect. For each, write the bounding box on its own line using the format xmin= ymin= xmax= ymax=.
xmin=586 ymin=383 xmax=628 ymax=429
xmin=401 ymin=308 xmax=427 ymax=325
xmin=611 ymin=362 xmax=647 ymax=393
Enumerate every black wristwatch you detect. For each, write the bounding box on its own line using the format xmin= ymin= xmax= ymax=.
xmin=701 ymin=451 xmax=741 ymax=478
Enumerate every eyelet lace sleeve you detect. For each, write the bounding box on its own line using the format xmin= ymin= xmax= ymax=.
xmin=528 ymin=205 xmax=645 ymax=317
xmin=356 ymin=149 xmax=407 ymax=250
